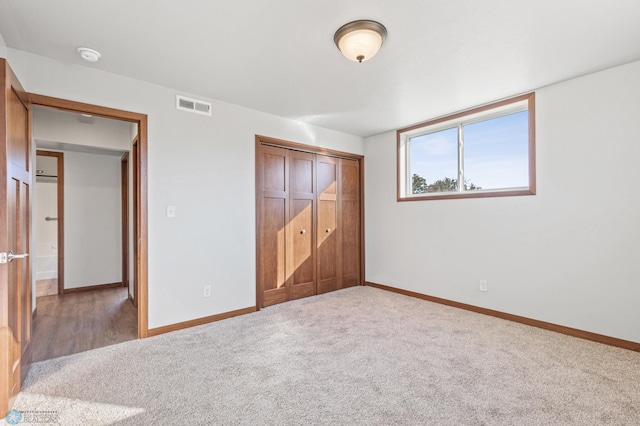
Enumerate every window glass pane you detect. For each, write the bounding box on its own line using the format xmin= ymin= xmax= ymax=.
xmin=463 ymin=111 xmax=528 ymax=191
xmin=409 ymin=127 xmax=459 ymax=194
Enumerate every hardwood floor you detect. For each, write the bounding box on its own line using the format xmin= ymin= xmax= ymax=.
xmin=36 ymin=278 xmax=58 ymax=297
xmin=32 ymin=287 xmax=137 ymax=362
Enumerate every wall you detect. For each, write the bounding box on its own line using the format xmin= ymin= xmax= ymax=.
xmin=34 ymin=180 xmax=58 ymax=280
xmin=0 ymin=30 xmax=6 ymax=58
xmin=364 ymin=60 xmax=640 ymax=344
xmin=6 ymin=48 xmax=364 ymax=329
xmin=64 ymin=151 xmax=122 ymax=289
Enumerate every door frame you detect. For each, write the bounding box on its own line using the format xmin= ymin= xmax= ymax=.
xmin=255 ymin=135 xmax=365 ymax=310
xmin=29 ymin=93 xmax=149 ymax=339
xmin=130 ymin=136 xmax=140 ymax=308
xmin=121 ymin=152 xmax=129 ymax=294
xmin=35 ymin=150 xmax=64 ymax=294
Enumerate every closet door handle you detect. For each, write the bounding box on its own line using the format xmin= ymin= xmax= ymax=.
xmin=325 ymin=228 xmax=331 ymax=233
xmin=300 ymin=230 xmax=306 ymax=235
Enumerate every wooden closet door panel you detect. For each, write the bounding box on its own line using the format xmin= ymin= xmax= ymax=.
xmin=290 ymin=155 xmax=313 ymax=194
xmin=288 ymin=152 xmax=316 ymax=300
xmin=290 ymin=199 xmax=314 ymax=299
xmin=258 ymin=146 xmax=288 ymax=307
xmin=317 ymin=155 xmax=339 ymax=294
xmin=262 ymin=198 xmax=287 ymax=306
xmin=263 ymin=151 xmax=287 ymax=194
xmin=340 ymin=158 xmax=361 ymax=288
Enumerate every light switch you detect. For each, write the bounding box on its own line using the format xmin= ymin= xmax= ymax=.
xmin=167 ymin=205 xmax=176 ymax=218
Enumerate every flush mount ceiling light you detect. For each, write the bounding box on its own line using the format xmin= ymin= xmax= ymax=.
xmin=77 ymin=47 xmax=101 ymax=62
xmin=334 ymin=20 xmax=387 ymax=63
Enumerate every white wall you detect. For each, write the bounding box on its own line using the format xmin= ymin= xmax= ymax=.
xmin=64 ymin=151 xmax=122 ymax=289
xmin=7 ymin=48 xmax=364 ymax=329
xmin=33 ymin=107 xmax=133 ymax=152
xmin=365 ymin=60 xmax=640 ymax=344
xmin=34 ymin=180 xmax=58 ymax=280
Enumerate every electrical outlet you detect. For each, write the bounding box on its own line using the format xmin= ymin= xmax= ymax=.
xmin=167 ymin=205 xmax=176 ymax=218
xmin=203 ymin=285 xmax=212 ymax=297
xmin=479 ymin=280 xmax=488 ymax=292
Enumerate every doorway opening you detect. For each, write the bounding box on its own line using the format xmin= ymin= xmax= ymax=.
xmin=32 ymin=109 xmax=136 ymax=361
xmin=29 ymin=94 xmax=149 ymax=354
xmin=34 ymin=151 xmax=63 ymax=297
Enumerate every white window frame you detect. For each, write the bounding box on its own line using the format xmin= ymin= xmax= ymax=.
xmin=397 ymin=93 xmax=536 ymax=201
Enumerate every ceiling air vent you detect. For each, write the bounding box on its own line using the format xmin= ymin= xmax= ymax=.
xmin=176 ymin=95 xmax=212 ymax=116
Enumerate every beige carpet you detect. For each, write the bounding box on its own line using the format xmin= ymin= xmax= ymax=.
xmin=11 ymin=286 xmax=640 ymax=425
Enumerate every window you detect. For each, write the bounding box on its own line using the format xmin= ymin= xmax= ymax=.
xmin=397 ymin=93 xmax=535 ymax=201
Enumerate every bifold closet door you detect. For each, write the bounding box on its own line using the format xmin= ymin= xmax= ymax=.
xmin=317 ymin=155 xmax=339 ymax=294
xmin=258 ymin=145 xmax=289 ymax=307
xmin=258 ymin=145 xmax=317 ymax=307
xmin=258 ymin=140 xmax=361 ymax=307
xmin=288 ymin=151 xmax=316 ymax=300
xmin=339 ymin=158 xmax=361 ymax=288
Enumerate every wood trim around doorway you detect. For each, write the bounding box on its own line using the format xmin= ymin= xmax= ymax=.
xmin=35 ymin=150 xmax=64 ymax=295
xmin=131 ymin=136 xmax=140 ymax=309
xmin=121 ymin=152 xmax=129 ymax=294
xmin=29 ymin=93 xmax=149 ymax=338
xmin=254 ymin=135 xmax=365 ymax=310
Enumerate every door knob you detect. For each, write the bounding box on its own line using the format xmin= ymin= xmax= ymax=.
xmin=8 ymin=250 xmax=29 ymax=262
xmin=0 ymin=250 xmax=29 ymax=264
xmin=300 ymin=230 xmax=306 ymax=234
xmin=325 ymin=228 xmax=331 ymax=233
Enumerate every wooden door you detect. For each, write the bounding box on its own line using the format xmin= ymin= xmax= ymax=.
xmin=316 ymin=155 xmax=340 ymax=294
xmin=256 ymin=136 xmax=363 ymax=308
xmin=257 ymin=145 xmax=289 ymax=307
xmin=1 ymin=59 xmax=32 ymax=415
xmin=288 ymin=151 xmax=316 ymax=300
xmin=339 ymin=159 xmax=360 ymax=288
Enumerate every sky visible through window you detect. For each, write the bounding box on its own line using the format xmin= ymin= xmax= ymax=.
xmin=410 ymin=111 xmax=528 ymax=190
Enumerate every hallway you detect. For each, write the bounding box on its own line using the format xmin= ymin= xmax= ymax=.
xmin=32 ymin=287 xmax=137 ymax=362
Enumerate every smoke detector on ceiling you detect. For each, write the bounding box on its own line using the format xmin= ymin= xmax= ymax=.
xmin=77 ymin=47 xmax=101 ymax=62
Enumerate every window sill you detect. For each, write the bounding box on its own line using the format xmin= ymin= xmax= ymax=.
xmin=397 ymin=188 xmax=536 ymax=202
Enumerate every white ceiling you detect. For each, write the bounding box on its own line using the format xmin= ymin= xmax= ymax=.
xmin=1 ymin=1 xmax=639 ymax=137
